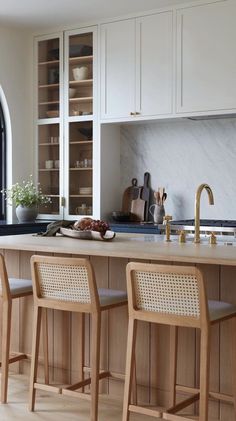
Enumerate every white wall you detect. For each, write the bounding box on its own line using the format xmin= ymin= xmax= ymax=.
xmin=120 ymin=118 xmax=236 ymax=221
xmin=0 ymin=25 xmax=33 ymax=220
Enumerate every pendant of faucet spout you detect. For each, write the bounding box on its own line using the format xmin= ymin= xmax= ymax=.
xmin=194 ymin=184 xmax=214 ymax=243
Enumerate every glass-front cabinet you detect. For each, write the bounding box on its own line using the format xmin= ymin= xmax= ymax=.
xmin=36 ymin=34 xmax=63 ymax=218
xmin=35 ymin=27 xmax=97 ymax=220
xmin=64 ymin=28 xmax=96 ymax=219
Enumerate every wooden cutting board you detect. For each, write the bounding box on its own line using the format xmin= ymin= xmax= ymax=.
xmin=131 ymin=187 xmax=146 ymax=221
xmin=122 ymin=178 xmax=139 ymax=213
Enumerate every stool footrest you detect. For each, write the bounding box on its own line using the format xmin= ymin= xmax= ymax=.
xmin=166 ymin=393 xmax=199 ymax=414
xmin=163 ymin=413 xmax=196 ymax=421
xmin=0 ymin=352 xmax=28 ymax=367
xmin=64 ymin=371 xmax=110 ymax=391
xmin=176 ymin=385 xmax=234 ymax=404
xmin=62 ymin=389 xmax=91 ymax=400
xmin=34 ymin=383 xmax=61 ymax=394
xmin=129 ymin=404 xmax=164 ymax=418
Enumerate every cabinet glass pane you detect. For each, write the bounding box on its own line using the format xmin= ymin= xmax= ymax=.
xmin=38 ymin=124 xmax=60 ymax=215
xmin=68 ymin=121 xmax=93 ymax=216
xmin=38 ymin=38 xmax=60 ymax=119
xmin=68 ymin=33 xmax=93 ymax=117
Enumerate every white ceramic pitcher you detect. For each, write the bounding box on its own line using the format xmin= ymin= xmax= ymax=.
xmin=149 ymin=204 xmax=165 ymax=224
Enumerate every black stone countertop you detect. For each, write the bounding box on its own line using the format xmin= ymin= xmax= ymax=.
xmin=109 ymin=221 xmax=160 ymax=234
xmin=0 ymin=219 xmax=161 ymax=236
xmin=0 ymin=220 xmax=50 ymax=236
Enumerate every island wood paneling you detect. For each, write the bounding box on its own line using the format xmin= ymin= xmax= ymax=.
xmin=2 ymin=248 xmax=236 ymax=420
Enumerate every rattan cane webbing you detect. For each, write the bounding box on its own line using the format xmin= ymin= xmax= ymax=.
xmin=133 ymin=270 xmax=200 ymax=317
xmin=37 ymin=262 xmax=91 ymax=303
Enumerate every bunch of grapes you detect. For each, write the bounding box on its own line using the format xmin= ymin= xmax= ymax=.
xmin=84 ymin=219 xmax=110 ymax=234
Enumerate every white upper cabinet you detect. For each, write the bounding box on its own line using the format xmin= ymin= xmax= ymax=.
xmin=136 ymin=12 xmax=173 ymax=117
xmin=101 ymin=11 xmax=173 ymax=120
xmin=176 ymin=0 xmax=236 ymax=114
xmin=101 ymin=19 xmax=136 ymax=119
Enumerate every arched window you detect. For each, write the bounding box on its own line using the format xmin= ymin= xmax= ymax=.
xmin=0 ymin=102 xmax=6 ymax=219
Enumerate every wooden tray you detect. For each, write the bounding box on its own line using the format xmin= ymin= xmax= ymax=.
xmin=60 ymin=227 xmax=116 ymax=241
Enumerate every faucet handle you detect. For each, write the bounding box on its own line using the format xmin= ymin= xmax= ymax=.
xmin=179 ymin=230 xmax=186 ymax=244
xmin=163 ymin=215 xmax=172 ymax=224
xmin=209 ymin=232 xmax=217 ymax=245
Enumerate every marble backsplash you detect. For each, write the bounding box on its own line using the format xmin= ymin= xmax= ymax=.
xmin=120 ymin=118 xmax=236 ymax=221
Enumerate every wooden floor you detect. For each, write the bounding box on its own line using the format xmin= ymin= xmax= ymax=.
xmin=1 ymin=374 xmax=160 ymax=421
xmin=0 ymin=375 xmax=229 ymax=420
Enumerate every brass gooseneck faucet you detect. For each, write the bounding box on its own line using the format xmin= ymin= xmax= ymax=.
xmin=194 ymin=183 xmax=214 ymax=243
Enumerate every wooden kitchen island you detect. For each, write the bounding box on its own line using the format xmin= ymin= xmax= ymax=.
xmin=1 ymin=232 xmax=236 ymax=419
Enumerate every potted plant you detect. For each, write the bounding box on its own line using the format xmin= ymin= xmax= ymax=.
xmin=2 ymin=176 xmax=51 ymax=222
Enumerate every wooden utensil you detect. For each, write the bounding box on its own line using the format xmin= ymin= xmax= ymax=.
xmin=122 ymin=178 xmax=139 ymax=213
xmin=141 ymin=172 xmax=150 ymax=221
xmin=158 ymin=187 xmax=165 ymax=205
xmin=131 ymin=187 xmax=146 ymax=221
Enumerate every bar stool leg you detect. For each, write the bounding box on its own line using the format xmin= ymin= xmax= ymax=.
xmin=42 ymin=308 xmax=49 ymax=385
xmin=199 ymin=326 xmax=210 ymax=421
xmin=131 ymin=356 xmax=137 ymax=405
xmin=122 ymin=318 xmax=137 ymax=421
xmin=231 ymin=316 xmax=236 ymax=420
xmin=169 ymin=326 xmax=178 ymax=407
xmin=1 ymin=298 xmax=12 ymax=404
xmin=29 ymin=306 xmax=42 ymax=411
xmin=79 ymin=313 xmax=85 ymax=392
xmin=90 ymin=312 xmax=101 ymax=421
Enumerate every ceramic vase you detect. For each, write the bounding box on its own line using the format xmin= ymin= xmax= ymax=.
xmin=15 ymin=205 xmax=38 ymax=223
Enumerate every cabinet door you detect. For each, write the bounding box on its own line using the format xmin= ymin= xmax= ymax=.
xmin=64 ymin=27 xmax=98 ymax=220
xmin=36 ymin=34 xmax=64 ymax=219
xmin=177 ymin=0 xmax=236 ymax=113
xmin=101 ymin=19 xmax=136 ymax=119
xmin=136 ymin=11 xmax=173 ymax=116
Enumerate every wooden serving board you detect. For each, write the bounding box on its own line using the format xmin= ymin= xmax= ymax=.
xmin=131 ymin=187 xmax=146 ymax=221
xmin=60 ymin=228 xmax=116 ymax=241
xmin=122 ymin=178 xmax=139 ymax=213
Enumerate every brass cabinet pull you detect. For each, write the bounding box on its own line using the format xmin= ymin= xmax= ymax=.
xmin=130 ymin=112 xmax=141 ymax=116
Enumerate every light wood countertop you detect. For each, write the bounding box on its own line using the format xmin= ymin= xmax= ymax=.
xmin=0 ymin=233 xmax=236 ymax=265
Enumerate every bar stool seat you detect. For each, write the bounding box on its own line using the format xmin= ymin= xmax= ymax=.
xmin=29 ymin=255 xmax=128 ymax=421
xmin=208 ymin=299 xmax=236 ymax=321
xmin=122 ymin=262 xmax=236 ymax=421
xmin=6 ymin=279 xmax=32 ymax=296
xmin=0 ymin=255 xmax=33 ymax=404
xmin=98 ymin=288 xmax=127 ymax=307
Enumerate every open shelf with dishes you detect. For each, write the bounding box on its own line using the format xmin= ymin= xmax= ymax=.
xmin=67 ymin=120 xmax=93 ymax=216
xmin=37 ymin=37 xmax=61 ymax=120
xmin=67 ymin=32 xmax=93 ymax=117
xmin=37 ymin=123 xmax=61 ymax=216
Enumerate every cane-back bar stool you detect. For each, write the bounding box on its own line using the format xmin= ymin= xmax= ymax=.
xmin=29 ymin=255 xmax=128 ymax=421
xmin=0 ymin=253 xmax=33 ymax=403
xmin=122 ymin=262 xmax=236 ymax=421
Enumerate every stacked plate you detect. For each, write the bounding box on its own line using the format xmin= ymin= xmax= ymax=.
xmin=79 ymin=187 xmax=92 ymax=195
